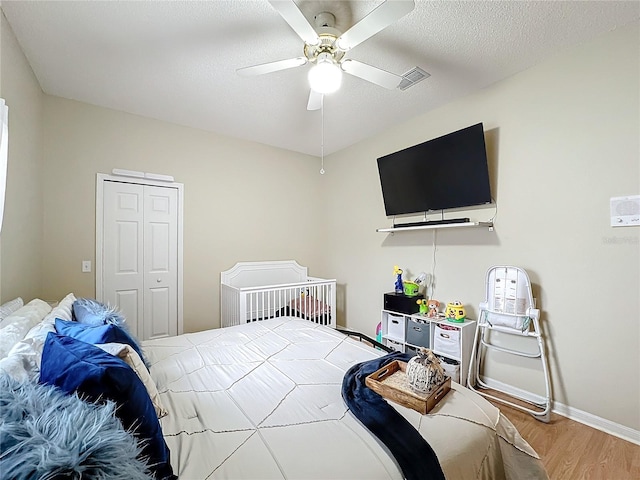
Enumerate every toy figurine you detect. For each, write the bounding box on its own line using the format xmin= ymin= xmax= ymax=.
xmin=427 ymin=299 xmax=440 ymax=317
xmin=445 ymin=301 xmax=466 ymax=323
xmin=393 ymin=265 xmax=404 ymax=294
xmin=404 ymin=281 xmax=419 ymax=297
xmin=417 ymin=299 xmax=428 ymax=315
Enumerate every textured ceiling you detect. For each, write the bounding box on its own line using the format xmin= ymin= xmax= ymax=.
xmin=2 ymin=0 xmax=638 ymax=157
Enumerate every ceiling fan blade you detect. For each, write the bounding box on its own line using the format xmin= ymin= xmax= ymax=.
xmin=336 ymin=0 xmax=415 ymax=51
xmin=268 ymin=0 xmax=320 ymax=46
xmin=237 ymin=57 xmax=307 ymax=76
xmin=341 ymin=59 xmax=402 ymax=89
xmin=307 ymin=90 xmax=323 ymax=111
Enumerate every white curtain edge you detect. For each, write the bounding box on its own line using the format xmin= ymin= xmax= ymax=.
xmin=0 ymin=98 xmax=9 ymax=234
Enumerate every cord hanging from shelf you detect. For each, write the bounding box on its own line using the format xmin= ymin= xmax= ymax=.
xmin=320 ymin=94 xmax=325 ymax=175
xmin=487 ymin=197 xmax=498 ymax=223
xmin=430 ymin=229 xmax=437 ymax=298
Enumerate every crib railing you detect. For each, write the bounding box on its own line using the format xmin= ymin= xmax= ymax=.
xmin=221 ymin=278 xmax=336 ymax=328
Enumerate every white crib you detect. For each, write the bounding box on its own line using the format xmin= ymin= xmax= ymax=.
xmin=220 ymin=260 xmax=336 ymax=328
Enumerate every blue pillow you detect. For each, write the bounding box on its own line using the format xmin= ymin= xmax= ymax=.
xmin=55 ymin=318 xmax=149 ymax=368
xmin=73 ymin=298 xmax=126 ymax=327
xmin=39 ymin=333 xmax=175 ymax=480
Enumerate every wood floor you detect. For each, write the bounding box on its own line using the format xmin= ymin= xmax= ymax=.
xmin=494 ymin=401 xmax=640 ymax=479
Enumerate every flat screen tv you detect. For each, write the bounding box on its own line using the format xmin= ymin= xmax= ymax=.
xmin=377 ymin=123 xmax=492 ymax=217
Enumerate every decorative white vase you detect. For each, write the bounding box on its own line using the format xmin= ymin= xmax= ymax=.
xmin=406 ymin=348 xmax=445 ymax=393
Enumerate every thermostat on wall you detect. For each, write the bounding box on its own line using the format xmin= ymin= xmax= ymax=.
xmin=610 ymin=195 xmax=640 ymax=227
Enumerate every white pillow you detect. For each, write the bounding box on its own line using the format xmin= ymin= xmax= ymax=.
xmin=0 ymin=352 xmax=31 ymax=382
xmin=96 ymin=342 xmax=168 ymax=419
xmin=0 ymin=299 xmax=52 ymax=359
xmin=0 ymin=297 xmax=24 ymax=323
xmin=0 ymin=295 xmax=73 ymax=381
xmin=42 ymin=293 xmax=76 ymax=325
xmin=23 ymin=319 xmax=56 ymax=343
xmin=8 ymin=316 xmax=58 ymax=382
xmin=0 ymin=337 xmax=42 ymax=382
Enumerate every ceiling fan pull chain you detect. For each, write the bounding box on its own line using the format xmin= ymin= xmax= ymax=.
xmin=320 ymin=95 xmax=325 ymax=175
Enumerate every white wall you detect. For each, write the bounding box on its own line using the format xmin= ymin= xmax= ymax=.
xmin=0 ymin=13 xmax=44 ymax=302
xmin=323 ymin=23 xmax=639 ymax=432
xmin=40 ymin=97 xmax=326 ymax=333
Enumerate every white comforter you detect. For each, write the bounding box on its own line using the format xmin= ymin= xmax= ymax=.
xmin=144 ymin=318 xmax=548 ymax=480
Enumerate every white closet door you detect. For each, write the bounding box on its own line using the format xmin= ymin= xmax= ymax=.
xmin=103 ymin=182 xmax=144 ymax=338
xmin=102 ymin=180 xmax=179 ymax=340
xmin=143 ymin=186 xmax=178 ymax=340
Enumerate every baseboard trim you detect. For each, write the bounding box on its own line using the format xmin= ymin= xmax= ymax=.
xmin=551 ymin=402 xmax=640 ymax=446
xmin=479 ymin=376 xmax=640 ymax=446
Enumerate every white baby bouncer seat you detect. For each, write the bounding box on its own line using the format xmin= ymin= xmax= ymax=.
xmin=467 ymin=266 xmax=551 ymax=422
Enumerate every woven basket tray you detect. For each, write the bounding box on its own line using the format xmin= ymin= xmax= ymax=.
xmin=365 ymin=360 xmax=451 ymax=414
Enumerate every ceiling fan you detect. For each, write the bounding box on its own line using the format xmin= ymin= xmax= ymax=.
xmin=237 ymin=0 xmax=416 ymax=110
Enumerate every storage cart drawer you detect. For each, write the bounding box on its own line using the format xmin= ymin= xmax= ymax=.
xmin=406 ymin=345 xmax=418 ymax=357
xmin=385 ymin=338 xmax=404 ymax=353
xmin=387 ymin=314 xmax=405 ymax=340
xmin=438 ymin=355 xmax=460 ymax=383
xmin=406 ymin=319 xmax=430 ymax=348
xmin=433 ymin=324 xmax=461 ymax=358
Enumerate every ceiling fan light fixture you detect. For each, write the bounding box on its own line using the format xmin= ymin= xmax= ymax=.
xmin=308 ymin=54 xmax=342 ymax=94
xmin=335 ymin=38 xmax=350 ymax=51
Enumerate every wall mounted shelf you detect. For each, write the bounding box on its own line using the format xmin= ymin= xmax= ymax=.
xmin=376 ymin=221 xmax=494 ymax=233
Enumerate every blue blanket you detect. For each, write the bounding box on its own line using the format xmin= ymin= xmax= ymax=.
xmin=341 ymin=352 xmax=445 ymax=480
xmin=0 ymin=375 xmax=152 ymax=479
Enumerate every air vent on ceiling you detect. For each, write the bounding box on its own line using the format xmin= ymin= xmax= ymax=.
xmin=398 ymin=66 xmax=431 ymax=91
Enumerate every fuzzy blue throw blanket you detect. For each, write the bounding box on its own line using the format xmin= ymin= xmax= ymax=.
xmin=341 ymin=352 xmax=446 ymax=480
xmin=0 ymin=375 xmax=152 ymax=480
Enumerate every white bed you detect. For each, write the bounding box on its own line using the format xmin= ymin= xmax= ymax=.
xmin=220 ymin=261 xmax=336 ymax=328
xmin=0 ymin=293 xmax=547 ymax=479
xmin=144 ymin=316 xmax=548 ymax=480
